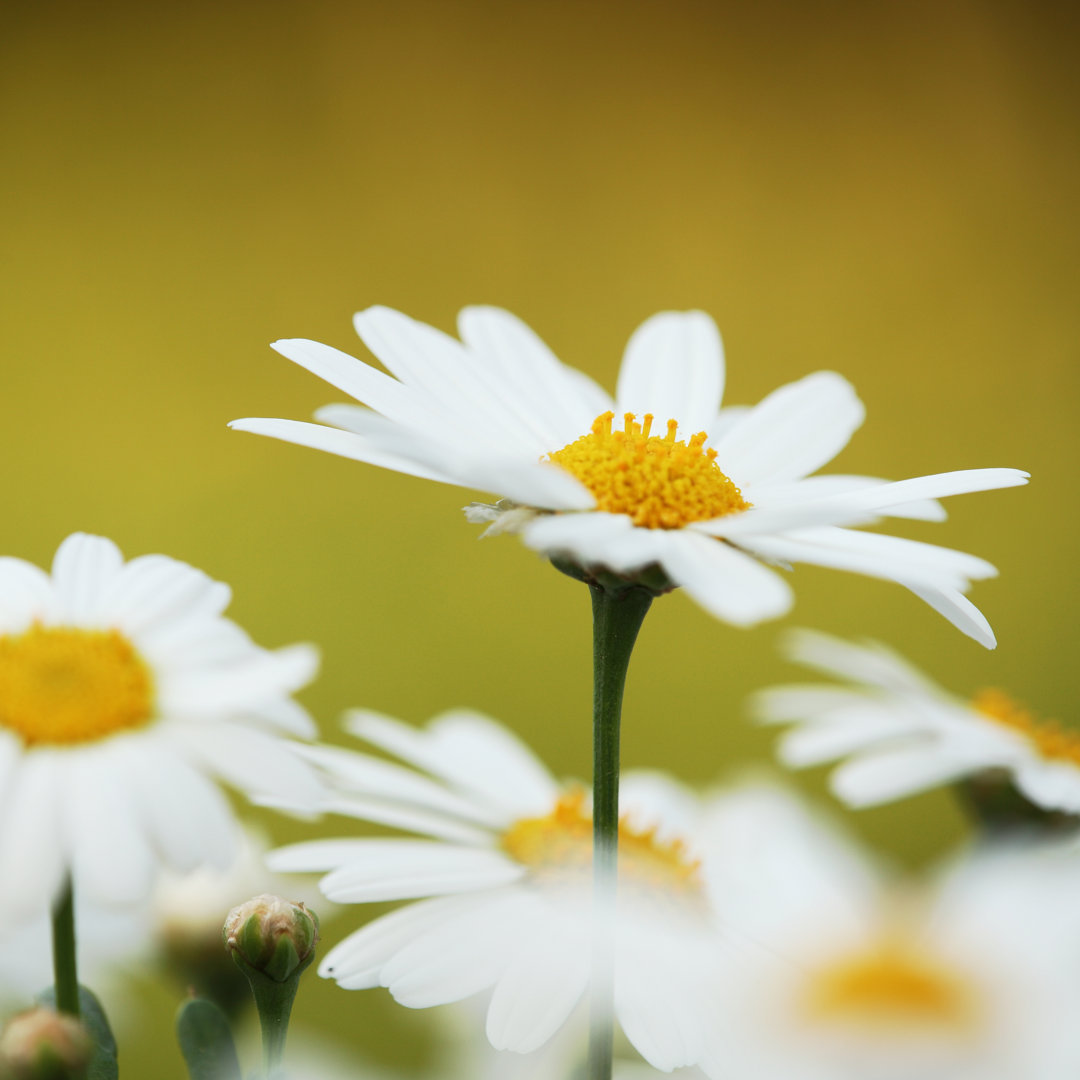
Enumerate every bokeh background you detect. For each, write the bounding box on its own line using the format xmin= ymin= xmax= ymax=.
xmin=2 ymin=0 xmax=1078 ymax=1074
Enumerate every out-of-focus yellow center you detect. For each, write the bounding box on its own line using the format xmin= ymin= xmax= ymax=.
xmin=500 ymin=789 xmax=703 ymax=901
xmin=973 ymin=688 xmax=1080 ymax=766
xmin=803 ymin=940 xmax=976 ymax=1032
xmin=0 ymin=625 xmax=154 ymax=746
xmin=547 ymin=412 xmax=750 ymax=529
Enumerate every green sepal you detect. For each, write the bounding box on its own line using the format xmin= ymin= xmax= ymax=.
xmin=264 ymin=936 xmax=301 ymax=984
xmin=35 ymin=987 xmax=116 ymax=1080
xmin=175 ymin=998 xmax=242 ymax=1080
xmin=550 ymin=556 xmax=675 ymax=596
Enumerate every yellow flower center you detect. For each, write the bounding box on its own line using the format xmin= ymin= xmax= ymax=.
xmin=0 ymin=625 xmax=155 ymax=746
xmin=500 ymin=789 xmax=704 ymax=904
xmin=973 ymin=689 xmax=1080 ymax=766
xmin=547 ymin=412 xmax=750 ymax=529
xmin=802 ymin=940 xmax=976 ymax=1033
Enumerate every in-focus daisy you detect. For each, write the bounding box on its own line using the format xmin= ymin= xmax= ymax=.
xmin=268 ymin=709 xmax=724 ymax=1072
xmin=697 ymin=783 xmax=1080 ymax=1080
xmin=231 ymin=306 xmax=1027 ymax=645
xmin=0 ymin=532 xmax=321 ymax=919
xmin=754 ymin=629 xmax=1080 ymax=813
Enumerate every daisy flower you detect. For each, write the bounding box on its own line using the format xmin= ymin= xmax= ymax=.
xmin=697 ymin=783 xmax=1080 ymax=1080
xmin=268 ymin=709 xmax=724 ymax=1072
xmin=753 ymin=629 xmax=1080 ymax=813
xmin=231 ymin=306 xmax=1027 ymax=645
xmin=0 ymin=532 xmax=321 ymax=920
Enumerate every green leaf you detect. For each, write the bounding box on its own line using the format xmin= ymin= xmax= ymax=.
xmin=36 ymin=985 xmax=118 ymax=1080
xmin=175 ymin=997 xmax=242 ymax=1080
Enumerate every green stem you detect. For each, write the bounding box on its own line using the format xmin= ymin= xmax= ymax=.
xmin=51 ymin=876 xmax=80 ymax=1018
xmin=586 ymin=583 xmax=653 ymax=1080
xmin=246 ymin=970 xmax=301 ymax=1078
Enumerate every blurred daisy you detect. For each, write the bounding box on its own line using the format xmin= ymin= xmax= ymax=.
xmin=268 ymin=709 xmax=722 ymax=1071
xmin=754 ymin=630 xmax=1080 ymax=812
xmin=0 ymin=532 xmax=321 ymax=919
xmin=697 ymin=783 xmax=1080 ymax=1080
xmin=231 ymin=306 xmax=1026 ymax=644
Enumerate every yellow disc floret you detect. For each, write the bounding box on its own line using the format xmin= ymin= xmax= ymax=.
xmin=0 ymin=624 xmax=154 ymax=746
xmin=803 ymin=939 xmax=977 ymax=1032
xmin=973 ymin=689 xmax=1080 ymax=767
xmin=548 ymin=412 xmax=749 ymax=529
xmin=500 ymin=789 xmax=703 ymax=903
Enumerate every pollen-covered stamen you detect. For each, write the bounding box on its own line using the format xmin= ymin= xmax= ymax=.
xmin=547 ymin=411 xmax=750 ymax=529
xmin=803 ymin=940 xmax=977 ymax=1032
xmin=973 ymin=689 xmax=1080 ymax=767
xmin=499 ymin=790 xmax=704 ymax=901
xmin=0 ymin=624 xmax=154 ymax=746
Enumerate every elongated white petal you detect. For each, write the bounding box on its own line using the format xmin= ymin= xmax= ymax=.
xmin=659 ymin=531 xmax=793 ymax=625
xmin=776 ymin=709 xmax=927 ymax=768
xmin=616 ymin=311 xmax=725 ymax=436
xmin=831 ymin=747 xmax=994 ymax=807
xmin=107 ymin=554 xmax=231 ymax=634
xmin=458 ymin=305 xmax=613 ymax=445
xmin=318 ymin=841 xmax=524 ymax=903
xmin=712 ymin=371 xmax=864 ymax=486
xmin=229 ymin=417 xmax=458 ymax=483
xmin=320 ymin=895 xmax=476 ymax=983
xmin=485 ymin=917 xmax=590 ymax=1053
xmin=269 ymin=338 xmax=428 ymax=428
xmin=345 ymin=710 xmax=558 ymax=820
xmin=748 ymin=475 xmax=948 ymax=521
xmin=903 ymin=582 xmax=997 ymax=649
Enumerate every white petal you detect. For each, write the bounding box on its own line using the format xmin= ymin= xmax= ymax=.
xmin=228 ymin=417 xmax=458 ymax=484
xmin=0 ymin=558 xmax=53 ymax=632
xmin=521 ymin=512 xmax=664 ymax=574
xmin=107 ymin=554 xmax=231 ymax=635
xmin=297 ymin=743 xmax=499 ymax=827
xmin=711 ymin=372 xmax=864 ymax=486
xmin=831 ymin=747 xmax=991 ymax=807
xmin=320 ymin=894 xmax=476 ymax=983
xmin=268 ymin=338 xmax=430 ymax=428
xmin=317 ymin=795 xmax=493 ymax=845
xmin=318 ymin=841 xmax=524 ymax=903
xmin=778 ymin=629 xmax=945 ymax=695
xmin=485 ymin=916 xmax=590 ymax=1052
xmin=129 ymin=744 xmax=238 ymax=872
xmin=382 ymin=890 xmax=534 ymax=1007
xmin=904 ymin=582 xmax=997 ymax=649
xmin=1013 ymin=761 xmax=1080 ymax=814
xmin=775 ymin=710 xmax=926 ymax=768
xmin=615 ymin=311 xmax=725 ymax=436
xmin=615 ymin=954 xmax=705 ymax=1070
xmin=738 ymin=527 xmax=997 ymax=588
xmin=658 ymin=531 xmax=793 ymax=625
xmin=48 ymin=534 xmax=125 ymax=625
xmin=0 ymin=752 xmax=67 ymax=918
xmin=458 ymin=306 xmax=613 ymax=445
xmin=748 ymin=474 xmax=948 ymax=521
xmin=346 ymin=710 xmax=558 ymax=820
xmin=168 ymin=723 xmax=323 ymax=804
xmin=67 ymin=749 xmax=156 ymax=905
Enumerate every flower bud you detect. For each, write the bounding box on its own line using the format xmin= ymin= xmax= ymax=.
xmin=223 ymin=894 xmax=319 ymax=983
xmin=0 ymin=1007 xmax=92 ymax=1080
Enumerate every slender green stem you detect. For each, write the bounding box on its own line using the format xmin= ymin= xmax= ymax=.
xmin=51 ymin=876 xmax=80 ymax=1018
xmin=245 ymin=970 xmax=301 ymax=1078
xmin=586 ymin=583 xmax=653 ymax=1080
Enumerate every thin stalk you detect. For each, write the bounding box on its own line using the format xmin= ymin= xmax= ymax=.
xmin=586 ymin=583 xmax=653 ymax=1080
xmin=246 ymin=972 xmax=300 ymax=1079
xmin=51 ymin=876 xmax=80 ymax=1018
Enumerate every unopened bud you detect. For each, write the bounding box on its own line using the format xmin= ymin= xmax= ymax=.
xmin=223 ymin=894 xmax=319 ymax=983
xmin=0 ymin=1007 xmax=92 ymax=1080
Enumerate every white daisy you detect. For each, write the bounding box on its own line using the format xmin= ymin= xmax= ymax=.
xmin=754 ymin=629 xmax=1080 ymax=813
xmin=268 ymin=709 xmax=724 ymax=1072
xmin=231 ymin=306 xmax=1027 ymax=646
xmin=0 ymin=532 xmax=322 ymax=919
xmin=697 ymin=783 xmax=1080 ymax=1080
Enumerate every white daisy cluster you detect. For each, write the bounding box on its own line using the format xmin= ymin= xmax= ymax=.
xmin=232 ymin=306 xmax=1026 ymax=646
xmin=2 ymin=303 xmax=1061 ymax=1080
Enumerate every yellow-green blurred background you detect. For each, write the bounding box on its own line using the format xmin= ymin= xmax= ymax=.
xmin=2 ymin=0 xmax=1078 ymax=1073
